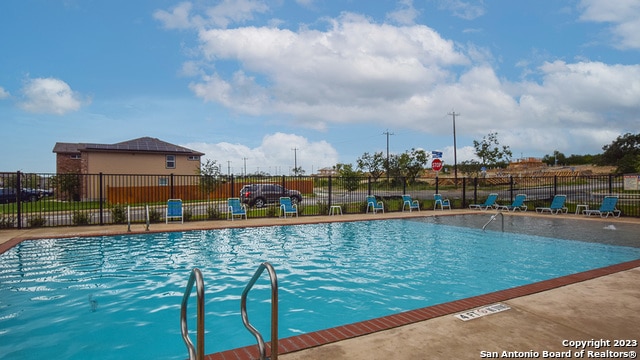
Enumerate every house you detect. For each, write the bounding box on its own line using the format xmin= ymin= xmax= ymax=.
xmin=52 ymin=137 xmax=205 ymax=201
xmin=316 ymin=167 xmax=338 ymax=176
xmin=53 ymin=137 xmax=204 ymax=175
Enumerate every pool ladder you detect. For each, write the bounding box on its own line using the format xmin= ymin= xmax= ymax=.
xmin=241 ymin=262 xmax=279 ymax=360
xmin=180 ymin=268 xmax=205 ymax=360
xmin=179 ymin=263 xmax=279 ymax=360
xmin=482 ymin=211 xmax=504 ymax=232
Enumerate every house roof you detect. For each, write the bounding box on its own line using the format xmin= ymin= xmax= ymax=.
xmin=53 ymin=137 xmax=205 ymax=156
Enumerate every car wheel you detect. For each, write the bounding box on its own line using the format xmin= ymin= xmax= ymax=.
xmin=291 ymin=196 xmax=301 ymax=205
xmin=254 ymin=198 xmax=266 ymax=208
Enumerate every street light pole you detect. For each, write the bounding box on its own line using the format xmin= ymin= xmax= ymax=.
xmin=448 ymin=110 xmax=460 ymax=184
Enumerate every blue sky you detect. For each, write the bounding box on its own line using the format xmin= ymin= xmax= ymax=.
xmin=1 ymin=0 xmax=639 ymax=174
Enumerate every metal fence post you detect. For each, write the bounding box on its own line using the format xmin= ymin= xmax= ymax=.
xmin=328 ymin=176 xmax=333 ymax=209
xmin=99 ymin=172 xmax=104 ymax=225
xmin=170 ymin=173 xmax=175 ymax=199
xmin=16 ymin=171 xmax=22 ymax=229
xmin=462 ymin=177 xmax=467 ymax=209
xmin=509 ymin=175 xmax=514 ymax=202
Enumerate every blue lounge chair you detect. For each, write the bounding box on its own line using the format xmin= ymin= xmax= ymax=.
xmin=583 ymin=196 xmax=621 ymax=218
xmin=280 ymin=197 xmax=298 ymax=218
xmin=402 ymin=195 xmax=420 ymax=212
xmin=497 ymin=194 xmax=527 ymax=212
xmin=535 ymin=195 xmax=568 ymax=214
xmin=366 ymin=195 xmax=384 ymax=214
xmin=433 ymin=193 xmax=451 ymax=210
xmin=227 ymin=197 xmax=247 ymax=220
xmin=166 ymin=199 xmax=183 ymax=223
xmin=469 ymin=193 xmax=498 ymax=210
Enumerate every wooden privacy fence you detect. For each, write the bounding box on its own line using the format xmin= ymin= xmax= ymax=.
xmin=106 ymin=179 xmax=315 ymax=204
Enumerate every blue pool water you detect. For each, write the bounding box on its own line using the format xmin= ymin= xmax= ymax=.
xmin=1 ymin=217 xmax=639 ymax=359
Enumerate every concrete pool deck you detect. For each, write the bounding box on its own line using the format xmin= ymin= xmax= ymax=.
xmin=1 ymin=210 xmax=639 ymax=360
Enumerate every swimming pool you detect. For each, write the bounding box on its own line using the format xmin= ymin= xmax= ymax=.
xmin=1 ymin=216 xmax=639 ymax=359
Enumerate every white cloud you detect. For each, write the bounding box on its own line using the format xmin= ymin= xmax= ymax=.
xmin=436 ymin=0 xmax=486 ymax=20
xmin=191 ymin=13 xmax=467 ymax=129
xmin=153 ymin=2 xmax=196 ymax=30
xmin=161 ymin=6 xmax=640 ymax=159
xmin=154 ymin=0 xmax=269 ymax=30
xmin=0 ymin=86 xmax=9 ymax=99
xmin=579 ymin=0 xmax=640 ymax=49
xmin=19 ymin=77 xmax=86 ymax=115
xmin=386 ymin=0 xmax=419 ymax=25
xmin=184 ymin=132 xmax=339 ymax=175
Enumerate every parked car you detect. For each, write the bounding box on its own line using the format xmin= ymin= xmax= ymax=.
xmin=0 ymin=188 xmax=42 ymax=203
xmin=240 ymin=184 xmax=302 ymax=208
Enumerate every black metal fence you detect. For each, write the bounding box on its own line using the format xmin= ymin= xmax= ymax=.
xmin=1 ymin=171 xmax=639 ymax=229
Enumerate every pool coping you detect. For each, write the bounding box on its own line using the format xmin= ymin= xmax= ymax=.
xmin=203 ymin=259 xmax=640 ymax=360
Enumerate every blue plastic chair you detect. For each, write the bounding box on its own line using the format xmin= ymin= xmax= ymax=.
xmin=280 ymin=197 xmax=298 ymax=218
xmin=227 ymin=197 xmax=247 ymax=220
xmin=536 ymin=195 xmax=568 ymax=214
xmin=433 ymin=193 xmax=451 ymax=210
xmin=583 ymin=196 xmax=621 ymax=218
xmin=402 ymin=195 xmax=420 ymax=212
xmin=497 ymin=194 xmax=527 ymax=212
xmin=366 ymin=195 xmax=384 ymax=214
xmin=166 ymin=199 xmax=183 ymax=223
xmin=469 ymin=193 xmax=498 ymax=210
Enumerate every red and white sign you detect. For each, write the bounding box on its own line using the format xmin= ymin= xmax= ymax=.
xmin=431 ymin=158 xmax=443 ymax=172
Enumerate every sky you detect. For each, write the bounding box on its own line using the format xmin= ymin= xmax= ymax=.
xmin=1 ymin=0 xmax=639 ymax=175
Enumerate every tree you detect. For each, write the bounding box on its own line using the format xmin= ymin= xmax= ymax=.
xmin=458 ymin=159 xmax=482 ymax=177
xmin=473 ymin=132 xmax=512 ymax=167
xmin=600 ymin=132 xmax=640 ymax=174
xmin=198 ymin=159 xmax=221 ymax=195
xmin=387 ymin=148 xmax=429 ymax=184
xmin=334 ymin=163 xmax=362 ymax=192
xmin=356 ymin=152 xmax=385 ymax=182
xmin=292 ymin=167 xmax=306 ymax=176
xmin=542 ymin=150 xmax=566 ymax=166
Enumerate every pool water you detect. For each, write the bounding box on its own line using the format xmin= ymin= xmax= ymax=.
xmin=1 ymin=217 xmax=639 ymax=359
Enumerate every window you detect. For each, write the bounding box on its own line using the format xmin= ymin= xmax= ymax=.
xmin=70 ymin=154 xmax=81 ymax=159
xmin=187 ymin=155 xmax=200 ymax=161
xmin=166 ymin=155 xmax=176 ymax=169
xmin=159 ymin=177 xmax=168 ymax=186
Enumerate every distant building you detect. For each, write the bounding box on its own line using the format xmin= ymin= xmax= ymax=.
xmin=53 ymin=137 xmax=204 ymax=175
xmin=52 ymin=137 xmax=204 ymax=201
xmin=508 ymin=157 xmax=545 ymax=172
xmin=316 ymin=167 xmax=337 ymax=176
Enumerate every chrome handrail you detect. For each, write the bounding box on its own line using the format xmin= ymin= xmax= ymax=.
xmin=482 ymin=211 xmax=504 ymax=232
xmin=241 ymin=262 xmax=279 ymax=360
xmin=180 ymin=268 xmax=205 ymax=360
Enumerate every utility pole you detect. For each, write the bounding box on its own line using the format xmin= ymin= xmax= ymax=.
xmin=242 ymin=157 xmax=248 ymax=177
xmin=383 ymin=130 xmax=394 ymax=184
xmin=291 ymin=148 xmax=298 ymax=175
xmin=227 ymin=160 xmax=231 ymax=177
xmin=448 ymin=110 xmax=460 ymax=184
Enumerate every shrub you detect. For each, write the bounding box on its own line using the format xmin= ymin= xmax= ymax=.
xmin=183 ymin=207 xmax=193 ymax=221
xmin=72 ymin=211 xmax=92 ymax=225
xmin=266 ymin=205 xmax=279 ymax=217
xmin=111 ymin=204 xmax=127 ymax=224
xmin=28 ymin=216 xmax=47 ymax=228
xmin=206 ymin=206 xmax=222 ymax=220
xmin=316 ymin=201 xmax=329 ymax=215
xmin=148 ymin=209 xmax=162 ymax=223
xmin=0 ymin=215 xmax=16 ymax=229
